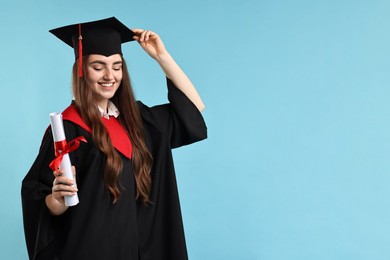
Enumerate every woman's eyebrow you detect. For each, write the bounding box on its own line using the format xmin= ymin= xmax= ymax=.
xmin=89 ymin=60 xmax=123 ymax=65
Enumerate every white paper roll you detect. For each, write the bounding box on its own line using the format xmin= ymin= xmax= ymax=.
xmin=49 ymin=112 xmax=79 ymax=206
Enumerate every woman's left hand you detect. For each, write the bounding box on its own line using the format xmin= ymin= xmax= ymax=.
xmin=132 ymin=29 xmax=168 ymax=61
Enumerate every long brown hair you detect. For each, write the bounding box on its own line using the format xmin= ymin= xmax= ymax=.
xmin=72 ymin=55 xmax=152 ymax=204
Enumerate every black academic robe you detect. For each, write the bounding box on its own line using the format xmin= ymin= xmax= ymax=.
xmin=21 ymin=79 xmax=207 ymax=260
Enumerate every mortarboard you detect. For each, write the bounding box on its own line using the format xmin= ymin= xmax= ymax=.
xmin=49 ymin=17 xmax=136 ymax=77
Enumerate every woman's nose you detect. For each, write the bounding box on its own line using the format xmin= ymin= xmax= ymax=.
xmin=103 ymin=69 xmax=113 ymax=79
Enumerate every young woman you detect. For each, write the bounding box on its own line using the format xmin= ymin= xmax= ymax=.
xmin=22 ymin=17 xmax=207 ymax=260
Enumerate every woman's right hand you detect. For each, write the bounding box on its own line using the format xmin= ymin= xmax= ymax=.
xmin=52 ymin=166 xmax=78 ymax=204
xmin=45 ymin=166 xmax=77 ymax=215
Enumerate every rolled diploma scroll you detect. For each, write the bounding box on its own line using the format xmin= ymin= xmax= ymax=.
xmin=49 ymin=112 xmax=79 ymax=206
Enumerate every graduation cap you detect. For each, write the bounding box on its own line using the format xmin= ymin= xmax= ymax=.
xmin=49 ymin=17 xmax=136 ymax=77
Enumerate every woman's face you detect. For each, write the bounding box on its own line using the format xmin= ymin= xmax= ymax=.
xmin=86 ymin=54 xmax=123 ymax=110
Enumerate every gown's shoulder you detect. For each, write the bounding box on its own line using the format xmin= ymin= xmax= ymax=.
xmin=136 ymin=78 xmax=207 ymax=149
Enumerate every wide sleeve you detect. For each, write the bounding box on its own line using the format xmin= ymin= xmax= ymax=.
xmin=21 ymin=124 xmax=79 ymax=259
xmin=138 ymin=78 xmax=207 ymax=149
xmin=21 ymin=128 xmax=57 ymax=259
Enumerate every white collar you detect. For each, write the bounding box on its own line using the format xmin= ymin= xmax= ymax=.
xmin=98 ymin=101 xmax=120 ymax=119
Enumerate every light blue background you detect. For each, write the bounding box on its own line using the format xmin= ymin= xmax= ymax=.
xmin=1 ymin=0 xmax=390 ymax=259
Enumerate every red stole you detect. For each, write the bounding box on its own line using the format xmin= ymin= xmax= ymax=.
xmin=62 ymin=105 xmax=132 ymax=159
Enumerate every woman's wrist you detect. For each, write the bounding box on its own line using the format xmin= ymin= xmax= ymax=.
xmin=45 ymin=194 xmax=69 ymax=216
xmin=155 ymin=50 xmax=172 ymax=64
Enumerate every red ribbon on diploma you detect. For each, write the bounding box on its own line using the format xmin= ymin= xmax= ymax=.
xmin=49 ymin=136 xmax=87 ymax=171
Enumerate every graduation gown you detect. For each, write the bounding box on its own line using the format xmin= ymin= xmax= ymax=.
xmin=21 ymin=79 xmax=207 ymax=260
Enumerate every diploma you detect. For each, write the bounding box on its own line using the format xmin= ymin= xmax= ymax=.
xmin=49 ymin=112 xmax=79 ymax=206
